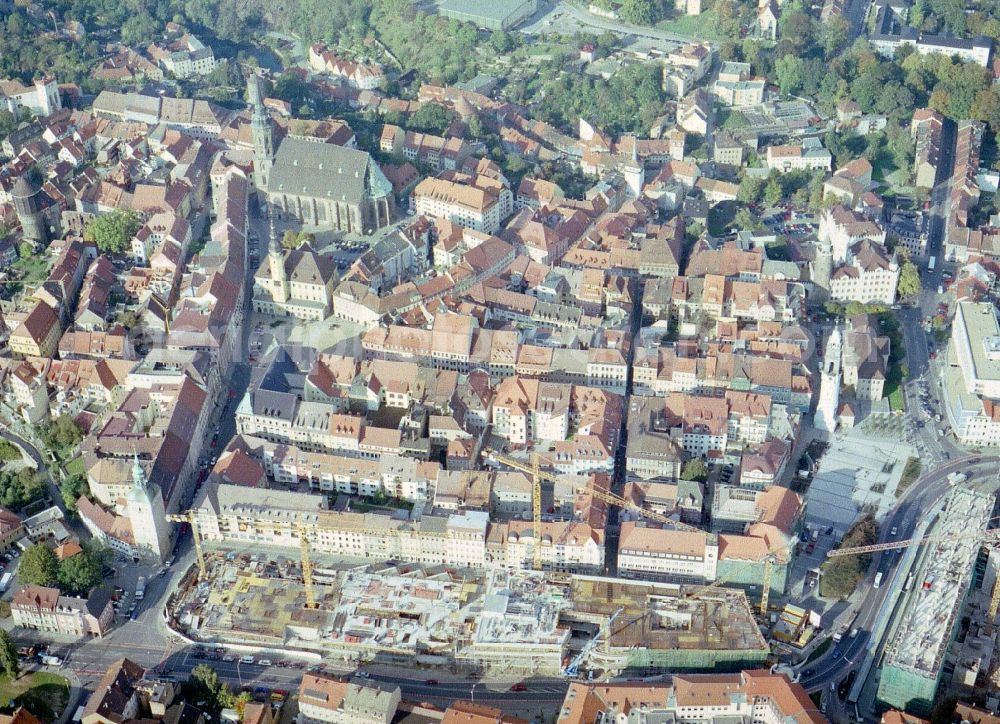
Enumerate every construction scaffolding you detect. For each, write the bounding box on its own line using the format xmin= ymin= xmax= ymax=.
xmin=878 ymin=487 xmax=994 ymax=716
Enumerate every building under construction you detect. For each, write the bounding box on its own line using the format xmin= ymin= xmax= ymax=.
xmin=168 ymin=555 xmax=769 ymax=676
xmin=567 ymin=576 xmax=770 ymax=673
xmin=877 ymin=487 xmax=994 ymax=716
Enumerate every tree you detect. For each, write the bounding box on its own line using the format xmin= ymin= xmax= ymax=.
xmin=737 ymin=176 xmax=765 ymax=204
xmin=680 ymin=458 xmax=708 ymax=482
xmin=0 ymin=441 xmax=20 ymax=463
xmin=281 ymin=230 xmax=315 ymax=249
xmin=897 ymin=260 xmax=921 ymax=297
xmin=40 ymin=414 xmax=83 ymax=458
xmin=0 ymin=468 xmax=45 ymax=510
xmin=0 ymin=630 xmax=18 ymax=679
xmin=17 ymin=241 xmax=32 ymax=259
xmin=763 ymin=176 xmax=784 ymax=206
xmin=408 ymin=102 xmax=455 ymax=135
xmin=83 ymin=209 xmax=140 ymax=254
xmin=619 ymin=0 xmax=658 ymax=25
xmin=820 ymin=515 xmax=877 ymax=598
xmin=18 ymin=544 xmax=58 ymax=588
xmin=775 ymin=54 xmax=804 ymax=95
xmin=733 ymin=208 xmax=759 ymax=231
xmin=57 ymin=546 xmax=104 ymax=596
xmin=59 ymin=472 xmax=88 ymax=511
xmin=186 ymin=664 xmax=237 ymax=717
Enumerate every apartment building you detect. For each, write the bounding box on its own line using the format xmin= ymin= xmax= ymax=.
xmin=308 ymin=44 xmax=385 ymax=89
xmin=11 ymin=584 xmax=114 ymax=637
xmin=633 ymin=348 xmax=812 ymax=411
xmin=413 ymin=175 xmax=513 ymax=234
xmin=843 ymin=314 xmax=890 ymax=401
xmin=9 ymin=302 xmax=61 ymax=358
xmin=617 ymin=524 xmax=718 ymax=583
xmin=194 ymin=483 xmax=490 ymax=568
xmin=242 ymin=437 xmax=438 ymax=501
xmin=0 ymin=76 xmax=61 ymax=118
xmin=298 ymin=673 xmax=401 ymax=724
xmin=764 ymin=138 xmax=832 ymax=173
xmin=148 ymin=33 xmax=218 ymax=79
xmin=82 ymin=659 xmax=145 ymax=724
xmin=488 ymin=519 xmax=605 ymax=573
xmin=555 ymin=671 xmax=823 ymax=724
xmin=911 ymin=108 xmax=944 ymax=189
xmin=953 ymin=302 xmax=1000 ymax=398
xmin=380 ymin=124 xmax=473 ymax=170
xmin=490 ymin=377 xmax=622 ymax=447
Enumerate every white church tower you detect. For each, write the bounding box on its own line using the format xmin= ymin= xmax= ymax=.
xmin=815 ymin=327 xmax=842 ymax=435
xmin=126 ymin=455 xmax=171 ymax=564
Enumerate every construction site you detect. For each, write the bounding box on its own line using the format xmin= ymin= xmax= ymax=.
xmin=166 ymin=552 xmax=770 ymax=677
xmin=877 ymin=487 xmax=995 ymax=716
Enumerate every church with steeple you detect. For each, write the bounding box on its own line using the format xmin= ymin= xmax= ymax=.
xmin=247 ymin=73 xmax=394 ymax=234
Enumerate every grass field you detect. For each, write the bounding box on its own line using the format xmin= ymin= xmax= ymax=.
xmin=0 ymin=672 xmax=70 ymax=721
xmin=11 ymin=256 xmax=49 ymax=286
xmin=64 ymin=457 xmax=85 ymax=478
xmin=656 ymin=9 xmax=725 ymax=40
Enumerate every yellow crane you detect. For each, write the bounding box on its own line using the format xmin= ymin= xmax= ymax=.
xmin=685 ymin=554 xmax=777 ymax=616
xmin=166 ymin=511 xmax=207 ymax=580
xmin=484 ymin=451 xmax=702 ymax=570
xmin=166 ymin=510 xmax=318 ymax=609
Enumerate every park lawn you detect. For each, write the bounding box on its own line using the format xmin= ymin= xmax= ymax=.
xmin=64 ymin=457 xmax=85 ymax=478
xmin=0 ymin=672 xmax=70 ymax=721
xmin=656 ymin=9 xmax=725 ymax=40
xmin=11 ymin=256 xmax=49 ymax=286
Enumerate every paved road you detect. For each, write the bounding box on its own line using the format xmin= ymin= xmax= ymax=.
xmin=799 ymin=454 xmax=998 ymax=697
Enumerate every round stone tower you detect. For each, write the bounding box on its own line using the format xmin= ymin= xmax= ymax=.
xmin=12 ymin=176 xmax=47 ymax=244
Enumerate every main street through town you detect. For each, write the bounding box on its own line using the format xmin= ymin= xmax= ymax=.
xmin=795 ymin=116 xmax=983 ymax=721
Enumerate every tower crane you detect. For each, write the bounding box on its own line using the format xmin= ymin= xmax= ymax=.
xmin=166 ymin=510 xmax=319 ymax=609
xmin=483 ymin=450 xmax=702 ymax=567
xmin=482 ymin=451 xmax=779 ymax=611
xmin=166 ymin=510 xmax=206 ymax=580
xmin=827 ymin=527 xmax=1000 ymax=634
xmin=684 ymin=554 xmax=778 ymax=616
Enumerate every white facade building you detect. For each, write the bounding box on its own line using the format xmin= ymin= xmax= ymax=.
xmin=616 ymin=524 xmax=718 ymax=583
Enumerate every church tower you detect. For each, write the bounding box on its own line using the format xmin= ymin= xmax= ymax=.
xmin=268 ymin=215 xmax=289 ymax=304
xmin=248 ymin=73 xmax=274 ymax=193
xmin=125 ymin=455 xmax=171 ymax=564
xmin=814 ymin=327 xmax=842 ymax=436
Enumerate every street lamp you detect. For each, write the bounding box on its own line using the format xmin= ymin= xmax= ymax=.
xmin=470 ymin=683 xmax=477 ymax=703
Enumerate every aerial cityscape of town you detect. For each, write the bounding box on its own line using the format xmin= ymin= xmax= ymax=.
xmin=3 ymin=0 xmax=1000 ymax=721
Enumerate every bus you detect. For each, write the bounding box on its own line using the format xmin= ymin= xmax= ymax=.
xmin=873 ymin=571 xmax=883 ymax=589
xmin=928 ymin=255 xmax=936 ymax=272
xmin=135 ymin=576 xmax=146 ymax=601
